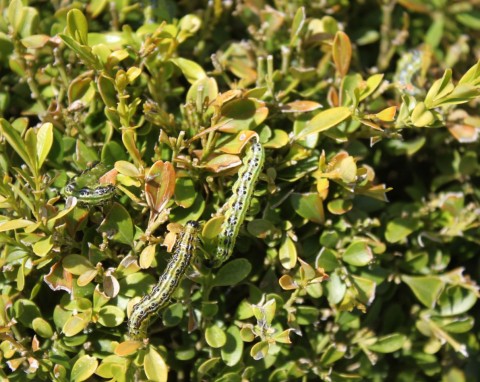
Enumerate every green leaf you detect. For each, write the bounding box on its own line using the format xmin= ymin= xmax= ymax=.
xmin=325 ymin=272 xmax=346 ymax=305
xmin=296 ymin=306 xmax=319 ymax=325
xmin=71 ymin=355 xmax=98 ymax=382
xmin=98 ymin=306 xmax=125 ymax=327
xmin=279 ymin=235 xmax=297 ymax=269
xmin=437 ymin=84 xmax=480 ymax=107
xmin=95 ymin=355 xmax=128 ymax=379
xmin=163 ymin=302 xmax=184 ymax=326
xmin=186 ymin=76 xmax=218 ymax=107
xmin=213 ymin=258 xmax=252 ymax=286
xmin=411 ymin=102 xmax=435 ymax=127
xmin=218 ymin=99 xmax=269 ymax=133
xmin=32 ymin=317 xmax=54 ymax=338
xmin=402 ymin=275 xmax=445 ymax=308
xmin=36 ymin=123 xmax=53 ymax=169
xmin=0 ymin=119 xmax=34 ymax=171
xmin=66 ymin=9 xmax=89 ymax=45
xmin=60 ymin=34 xmax=99 ymax=69
xmin=425 ymin=15 xmax=444 ymax=49
xmin=32 ymin=236 xmax=54 ymax=257
xmin=289 ymin=7 xmax=306 ymax=47
xmin=62 ymin=313 xmax=90 ymax=337
xmin=424 ymin=69 xmax=454 ymax=108
xmin=126 ymin=66 xmax=141 ymax=84
xmin=437 ymin=286 xmax=477 ymax=316
xmin=198 ymin=358 xmax=221 ymax=378
xmin=205 ymin=325 xmax=227 ymax=348
xmin=98 ymin=203 xmax=134 ymax=246
xmin=359 ymin=74 xmax=384 ymax=101
xmin=456 ymin=11 xmax=480 ymax=30
xmin=144 ymin=347 xmax=168 ymax=382
xmin=21 ymin=34 xmax=50 ymax=48
xmin=295 ymin=107 xmax=351 ymax=139
xmin=250 ymin=340 xmax=269 ymax=360
xmin=221 ymin=326 xmax=244 ymax=367
xmin=25 ymin=128 xmax=38 ymax=171
xmin=170 ymin=57 xmax=206 ymax=84
xmin=63 ymin=255 xmax=95 ymax=275
xmin=458 ymin=60 xmax=480 ymax=86
xmin=327 ymin=199 xmax=353 ymax=215
xmin=438 ymin=316 xmax=475 ymax=334
xmin=351 ymin=275 xmax=376 ymax=306
xmin=320 ymin=343 xmax=347 ymax=366
xmin=13 ymin=299 xmax=41 ymax=328
xmin=316 ymin=248 xmax=340 ymax=272
xmin=97 ymin=74 xmax=117 ymax=108
xmin=0 ymin=218 xmax=34 ymax=232
xmin=177 ymin=14 xmax=202 ymax=42
xmin=264 ymin=129 xmax=290 ymax=149
xmin=342 ymin=241 xmax=373 ymax=267
xmin=385 ymin=217 xmax=422 ymax=243
xmin=290 ymin=192 xmax=325 ymax=224
xmin=366 ymin=333 xmax=406 ymax=353
xmin=169 ymin=191 xmax=205 ymax=225
xmin=263 ymin=298 xmax=276 ymax=326
xmin=174 ymin=177 xmax=196 ymax=208
xmin=7 ymin=0 xmax=24 ymax=35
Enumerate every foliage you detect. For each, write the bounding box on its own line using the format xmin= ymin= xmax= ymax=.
xmin=0 ymin=0 xmax=480 ymax=381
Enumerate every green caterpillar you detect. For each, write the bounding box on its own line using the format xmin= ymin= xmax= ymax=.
xmin=63 ymin=162 xmax=116 ymax=205
xmin=127 ymin=221 xmax=200 ymax=340
xmin=210 ymin=134 xmax=265 ymax=268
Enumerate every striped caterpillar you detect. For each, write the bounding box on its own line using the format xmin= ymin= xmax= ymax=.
xmin=127 ymin=221 xmax=200 ymax=340
xmin=210 ymin=134 xmax=265 ymax=268
xmin=394 ymin=49 xmax=424 ymax=96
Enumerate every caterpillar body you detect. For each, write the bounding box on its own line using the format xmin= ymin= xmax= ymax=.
xmin=211 ymin=134 xmax=265 ymax=268
xmin=127 ymin=221 xmax=200 ymax=339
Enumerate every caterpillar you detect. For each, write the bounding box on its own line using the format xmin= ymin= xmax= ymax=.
xmin=127 ymin=220 xmax=200 ymax=340
xmin=394 ymin=49 xmax=424 ymax=96
xmin=210 ymin=134 xmax=265 ymax=268
xmin=63 ymin=162 xmax=116 ymax=205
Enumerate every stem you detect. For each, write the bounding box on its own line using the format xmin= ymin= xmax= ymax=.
xmin=53 ymin=46 xmax=70 ymax=90
xmin=377 ymin=0 xmax=397 ymax=71
xmin=283 ymin=288 xmax=301 ymax=310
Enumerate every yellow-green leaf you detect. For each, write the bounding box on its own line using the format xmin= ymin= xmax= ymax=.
xmin=144 ymin=347 xmax=168 ymax=382
xmin=66 ymin=9 xmax=89 ymax=46
xmin=170 ymin=57 xmax=206 ymax=84
xmin=295 ymin=107 xmax=351 ymax=139
xmin=71 ymin=355 xmax=98 ymax=382
xmin=36 ymin=122 xmax=53 ymax=169
xmin=0 ymin=218 xmax=34 ymax=232
xmin=279 ymin=235 xmax=297 ymax=269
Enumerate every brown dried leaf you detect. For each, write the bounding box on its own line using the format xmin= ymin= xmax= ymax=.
xmin=145 ymin=161 xmax=176 ymax=215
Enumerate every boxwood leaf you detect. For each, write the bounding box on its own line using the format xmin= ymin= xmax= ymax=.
xmin=342 ymin=241 xmax=373 ymax=267
xmin=71 ymin=355 xmax=98 ymax=382
xmin=366 ymin=333 xmax=406 ymax=353
xmin=98 ymin=202 xmax=134 ymax=246
xmin=144 ymin=347 xmax=168 ymax=382
xmin=221 ymin=326 xmax=244 ymax=366
xmin=213 ymin=258 xmax=251 ymax=286
xmin=295 ymin=107 xmax=351 ymax=139
xmin=205 ymin=325 xmax=227 ymax=348
xmin=402 ymin=275 xmax=445 ymax=308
